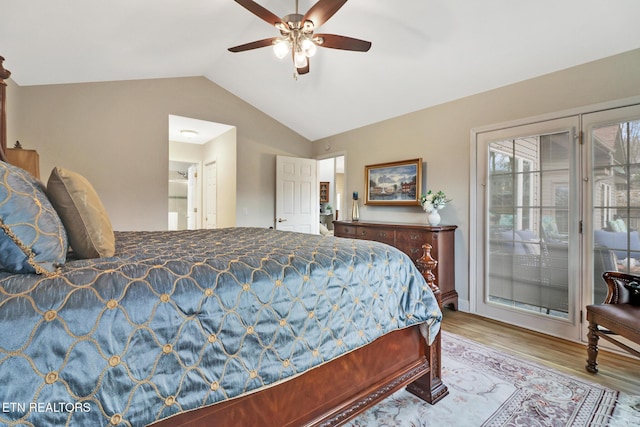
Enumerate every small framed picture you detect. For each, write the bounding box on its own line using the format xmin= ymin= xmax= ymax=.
xmin=364 ymin=158 xmax=422 ymax=206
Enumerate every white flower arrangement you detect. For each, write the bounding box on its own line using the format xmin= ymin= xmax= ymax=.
xmin=420 ymin=190 xmax=450 ymax=212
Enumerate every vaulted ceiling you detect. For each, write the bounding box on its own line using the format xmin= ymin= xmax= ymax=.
xmin=2 ymin=0 xmax=640 ymax=141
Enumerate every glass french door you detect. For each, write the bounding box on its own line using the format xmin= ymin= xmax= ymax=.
xmin=584 ymin=105 xmax=640 ymax=303
xmin=475 ymin=117 xmax=581 ymax=339
xmin=474 ymin=103 xmax=640 ymax=343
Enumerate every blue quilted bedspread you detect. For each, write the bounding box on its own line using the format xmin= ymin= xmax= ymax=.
xmin=0 ymin=228 xmax=442 ymax=426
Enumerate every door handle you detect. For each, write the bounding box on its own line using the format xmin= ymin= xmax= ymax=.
xmin=277 ymin=218 xmax=288 ymax=223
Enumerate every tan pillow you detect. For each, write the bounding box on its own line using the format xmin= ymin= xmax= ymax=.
xmin=46 ymin=167 xmax=115 ymax=259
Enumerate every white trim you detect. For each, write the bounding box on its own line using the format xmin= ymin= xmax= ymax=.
xmin=469 ymin=128 xmax=479 ymax=313
xmin=314 ymin=149 xmax=347 ymax=161
xmin=472 ymin=95 xmax=640 ymax=135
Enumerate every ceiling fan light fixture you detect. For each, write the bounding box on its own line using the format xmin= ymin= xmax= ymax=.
xmin=294 ymin=49 xmax=307 ymax=68
xmin=229 ymin=0 xmax=372 ymax=77
xmin=301 ymin=38 xmax=317 ymax=57
xmin=302 ymin=20 xmax=314 ymax=32
xmin=273 ymin=39 xmax=290 ymax=59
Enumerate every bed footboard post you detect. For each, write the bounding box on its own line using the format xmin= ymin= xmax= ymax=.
xmin=0 ymin=56 xmax=12 ymax=162
xmin=407 ymin=244 xmax=449 ymax=404
xmin=406 ymin=331 xmax=448 ymax=404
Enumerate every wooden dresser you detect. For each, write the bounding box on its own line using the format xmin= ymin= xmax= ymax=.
xmin=333 ymin=220 xmax=458 ymax=310
xmin=6 ymin=147 xmax=40 ymax=178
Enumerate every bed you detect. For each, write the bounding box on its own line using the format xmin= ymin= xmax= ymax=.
xmin=0 ymin=57 xmax=447 ymax=427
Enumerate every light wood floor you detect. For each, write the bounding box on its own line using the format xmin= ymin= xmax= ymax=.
xmin=441 ymin=309 xmax=640 ymax=395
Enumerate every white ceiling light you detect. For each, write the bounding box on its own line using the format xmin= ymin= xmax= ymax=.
xmin=273 ymin=13 xmax=321 ymax=71
xmin=180 ymin=129 xmax=199 ymax=138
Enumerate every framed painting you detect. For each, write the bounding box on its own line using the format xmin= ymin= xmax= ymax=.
xmin=364 ymin=158 xmax=422 ymax=206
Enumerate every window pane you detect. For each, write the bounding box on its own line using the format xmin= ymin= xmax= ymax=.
xmin=592 ymin=118 xmax=640 ymax=304
xmin=490 ymin=149 xmax=514 ymax=173
xmin=541 ymin=133 xmax=570 ymax=171
xmin=487 ymin=131 xmax=570 ymax=318
xmin=592 ymin=124 xmax=625 ymax=168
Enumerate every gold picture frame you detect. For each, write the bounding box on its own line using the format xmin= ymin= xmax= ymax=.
xmin=364 ymin=158 xmax=422 ymax=206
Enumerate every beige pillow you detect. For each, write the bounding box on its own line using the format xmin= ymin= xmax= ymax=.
xmin=46 ymin=167 xmax=115 ymax=259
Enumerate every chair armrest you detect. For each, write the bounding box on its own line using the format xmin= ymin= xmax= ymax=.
xmin=601 ymin=271 xmax=636 ymax=304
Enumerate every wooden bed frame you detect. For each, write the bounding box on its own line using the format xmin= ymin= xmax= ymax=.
xmin=155 ymin=323 xmax=445 ymax=427
xmin=0 ymin=57 xmax=447 ymax=427
xmin=0 ymin=56 xmax=11 ymax=162
xmin=154 ymin=245 xmax=448 ymax=426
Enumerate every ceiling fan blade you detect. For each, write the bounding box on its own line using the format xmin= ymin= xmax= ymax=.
xmin=297 ymin=60 xmax=310 ymax=75
xmin=303 ymin=0 xmax=348 ymax=28
xmin=234 ymin=0 xmax=286 ymax=27
xmin=228 ymin=37 xmax=278 ymax=53
xmin=315 ymin=34 xmax=371 ymax=52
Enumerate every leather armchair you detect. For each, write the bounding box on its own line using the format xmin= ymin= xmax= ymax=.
xmin=586 ymin=271 xmax=640 ymax=373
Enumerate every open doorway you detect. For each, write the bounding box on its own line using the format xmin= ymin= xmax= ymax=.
xmin=317 ymin=155 xmax=345 ymax=232
xmin=168 ymin=114 xmax=237 ymax=230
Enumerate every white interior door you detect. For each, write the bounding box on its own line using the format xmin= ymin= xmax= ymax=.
xmin=275 ymin=155 xmax=319 ymax=234
xmin=205 ymin=161 xmax=217 ymax=229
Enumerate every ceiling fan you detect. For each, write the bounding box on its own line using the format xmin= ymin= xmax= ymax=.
xmin=228 ymin=0 xmax=371 ymax=77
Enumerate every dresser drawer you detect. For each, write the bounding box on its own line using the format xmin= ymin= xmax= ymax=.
xmin=396 ymin=230 xmax=430 ymax=261
xmin=396 ymin=230 xmax=429 ymax=245
xmin=359 ymin=227 xmax=395 ymax=245
xmin=333 ymin=223 xmax=358 ymax=237
xmin=401 ymin=244 xmax=425 ymax=261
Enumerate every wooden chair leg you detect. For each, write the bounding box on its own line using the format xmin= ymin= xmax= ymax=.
xmin=586 ymin=321 xmax=599 ymax=373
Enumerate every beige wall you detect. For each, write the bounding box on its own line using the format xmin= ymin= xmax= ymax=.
xmin=311 ymin=48 xmax=640 ymax=309
xmin=8 ymin=76 xmax=312 ymax=230
xmin=202 ymin=127 xmax=237 ymax=228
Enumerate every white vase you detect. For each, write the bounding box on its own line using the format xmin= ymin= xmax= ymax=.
xmin=427 ymin=209 xmax=441 ymax=226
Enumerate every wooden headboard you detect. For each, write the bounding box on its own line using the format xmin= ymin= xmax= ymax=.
xmin=0 ymin=56 xmax=11 ymax=162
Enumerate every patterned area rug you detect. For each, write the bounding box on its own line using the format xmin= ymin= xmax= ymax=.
xmin=347 ymin=331 xmax=640 ymax=426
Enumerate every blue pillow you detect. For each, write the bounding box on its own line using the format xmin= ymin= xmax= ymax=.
xmin=498 ymin=230 xmax=527 ymax=255
xmin=0 ymin=162 xmax=68 ymax=275
xmin=516 ymin=229 xmax=537 ymax=241
xmin=594 ymin=230 xmax=640 ymax=260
